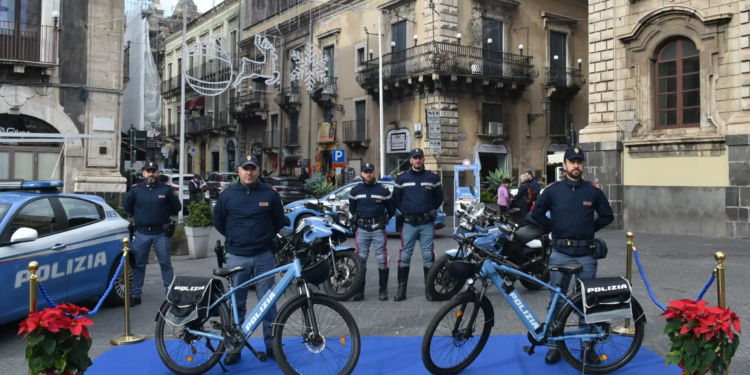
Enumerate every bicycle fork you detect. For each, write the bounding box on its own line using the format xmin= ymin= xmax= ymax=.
xmin=451 ymin=279 xmax=488 ymax=340
xmin=299 ymin=282 xmax=323 ymax=343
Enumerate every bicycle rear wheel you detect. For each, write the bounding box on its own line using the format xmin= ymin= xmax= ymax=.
xmin=421 ymin=293 xmax=493 ymax=375
xmin=554 ymin=294 xmax=646 ymax=374
xmin=155 ymin=300 xmax=231 ymax=375
xmin=273 ymin=293 xmax=361 ymax=375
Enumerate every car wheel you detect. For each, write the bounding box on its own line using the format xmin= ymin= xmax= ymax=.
xmin=295 ymin=213 xmax=313 ymax=228
xmin=104 ymin=254 xmax=135 ymax=307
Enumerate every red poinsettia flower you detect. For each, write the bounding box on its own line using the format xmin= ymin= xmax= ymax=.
xmin=68 ymin=316 xmax=94 ymax=339
xmin=58 ymin=303 xmax=90 ymax=317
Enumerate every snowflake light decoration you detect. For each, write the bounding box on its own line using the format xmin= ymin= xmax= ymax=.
xmin=290 ymin=42 xmax=329 ymax=94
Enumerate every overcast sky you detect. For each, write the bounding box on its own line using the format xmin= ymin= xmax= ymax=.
xmin=160 ymin=0 xmax=222 ymax=17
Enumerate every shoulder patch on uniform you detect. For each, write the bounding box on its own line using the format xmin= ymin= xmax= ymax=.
xmin=430 ymin=170 xmax=436 ymax=174
xmin=587 ymin=181 xmax=601 ymax=189
xmin=398 ymin=171 xmax=405 ymax=175
xmin=381 ymin=184 xmax=388 ymax=189
xmin=546 ymin=181 xmax=558 ymax=187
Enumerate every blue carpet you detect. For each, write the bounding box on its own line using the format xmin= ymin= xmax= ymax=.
xmin=89 ymin=335 xmax=681 ymax=374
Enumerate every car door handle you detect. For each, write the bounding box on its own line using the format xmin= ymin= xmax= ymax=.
xmin=51 ymin=243 xmax=67 ymax=250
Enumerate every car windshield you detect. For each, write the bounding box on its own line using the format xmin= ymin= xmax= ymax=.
xmin=0 ymin=203 xmax=9 ymax=222
xmin=275 ymin=179 xmax=304 ymax=187
xmin=334 ymin=186 xmax=354 ymax=200
xmin=172 ymin=177 xmax=194 ymax=186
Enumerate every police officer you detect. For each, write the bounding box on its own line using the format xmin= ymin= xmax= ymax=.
xmin=349 ymin=163 xmax=396 ymax=301
xmin=213 ymin=155 xmax=285 ymax=366
xmin=123 ymin=162 xmax=182 ymax=307
xmin=531 ymin=146 xmax=614 ymax=365
xmin=392 ymin=148 xmax=444 ymax=301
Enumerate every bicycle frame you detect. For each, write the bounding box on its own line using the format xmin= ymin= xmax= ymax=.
xmin=186 ymin=258 xmax=303 ymax=342
xmin=480 ymin=259 xmax=604 ymax=343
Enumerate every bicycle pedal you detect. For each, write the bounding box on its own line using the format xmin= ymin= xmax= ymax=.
xmin=522 ymin=345 xmax=536 ymax=355
xmin=256 ymin=351 xmax=268 ymax=363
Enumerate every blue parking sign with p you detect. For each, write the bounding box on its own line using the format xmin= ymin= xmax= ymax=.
xmin=333 ymin=149 xmax=345 ymax=163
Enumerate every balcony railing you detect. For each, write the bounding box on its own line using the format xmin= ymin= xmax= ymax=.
xmin=313 ymin=77 xmax=337 ymax=97
xmin=162 ymin=75 xmax=181 ymax=95
xmin=0 ymin=21 xmax=58 ymax=65
xmin=185 ymin=116 xmax=221 ymax=135
xmin=168 ymin=122 xmax=179 ymax=139
xmin=343 ymin=119 xmax=369 ymax=143
xmin=356 ymin=41 xmax=537 ymax=87
xmin=263 ymin=131 xmax=280 ymax=149
xmin=543 ymin=67 xmax=586 ymax=88
xmin=229 ymin=92 xmax=268 ymax=118
xmin=274 ymin=85 xmax=302 ymax=109
xmin=478 ymin=115 xmax=512 ymax=138
xmin=284 ymin=127 xmax=300 ymax=146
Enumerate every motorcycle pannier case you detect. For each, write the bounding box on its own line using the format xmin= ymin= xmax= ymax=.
xmin=576 ymin=277 xmax=633 ymax=324
xmin=162 ymin=276 xmax=222 ymax=326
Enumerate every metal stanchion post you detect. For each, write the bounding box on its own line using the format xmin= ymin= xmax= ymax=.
xmin=28 ymin=261 xmax=39 ymax=375
xmin=613 ymin=232 xmax=636 ymax=337
xmin=715 ymin=252 xmax=727 ymax=375
xmin=111 ymin=238 xmax=145 ymax=346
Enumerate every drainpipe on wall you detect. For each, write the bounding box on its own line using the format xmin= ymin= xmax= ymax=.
xmin=277 ymin=21 xmax=286 ymax=174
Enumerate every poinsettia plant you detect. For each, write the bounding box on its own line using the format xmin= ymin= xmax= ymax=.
xmin=18 ymin=303 xmax=94 ymax=375
xmin=663 ymin=299 xmax=741 ymax=375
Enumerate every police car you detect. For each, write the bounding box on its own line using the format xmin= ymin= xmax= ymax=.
xmin=283 ymin=176 xmax=446 ymax=235
xmin=0 ymin=180 xmax=132 ymax=325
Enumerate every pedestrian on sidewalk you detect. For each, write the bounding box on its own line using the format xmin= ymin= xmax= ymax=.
xmin=123 ymin=162 xmax=182 ymax=307
xmin=497 ymin=178 xmax=511 ymax=213
xmin=213 ymin=154 xmax=285 ymax=366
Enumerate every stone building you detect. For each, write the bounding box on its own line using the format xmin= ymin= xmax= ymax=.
xmin=0 ymin=0 xmax=127 ymax=194
xmin=580 ymin=0 xmax=750 ymax=238
xmin=236 ymin=0 xmax=589 ymax=212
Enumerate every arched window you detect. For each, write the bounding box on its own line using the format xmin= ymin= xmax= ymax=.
xmin=655 ymin=39 xmax=700 ymax=128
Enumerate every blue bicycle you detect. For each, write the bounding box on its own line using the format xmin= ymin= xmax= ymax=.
xmin=155 ymin=217 xmax=361 ymax=375
xmin=421 ymin=207 xmax=646 ymax=374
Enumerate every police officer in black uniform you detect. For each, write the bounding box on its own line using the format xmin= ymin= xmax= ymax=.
xmin=123 ymin=162 xmax=182 ymax=306
xmin=349 ymin=163 xmax=396 ymax=301
xmin=393 ymin=148 xmax=444 ymax=301
xmin=531 ymin=146 xmax=614 ymax=365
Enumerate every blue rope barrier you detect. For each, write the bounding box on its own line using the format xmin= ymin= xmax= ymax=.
xmin=695 ymin=272 xmax=715 ymax=302
xmin=632 ymin=249 xmax=667 ymax=312
xmin=37 ymin=255 xmax=126 ymax=319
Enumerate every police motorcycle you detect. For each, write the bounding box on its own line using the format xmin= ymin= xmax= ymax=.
xmin=277 ymin=199 xmax=364 ymax=301
xmin=425 ymin=201 xmax=551 ymax=301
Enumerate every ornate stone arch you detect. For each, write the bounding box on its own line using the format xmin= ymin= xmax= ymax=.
xmin=618 ymin=5 xmax=732 ymax=138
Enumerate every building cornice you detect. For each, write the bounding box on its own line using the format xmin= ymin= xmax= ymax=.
xmin=165 ymin=0 xmax=241 ymax=44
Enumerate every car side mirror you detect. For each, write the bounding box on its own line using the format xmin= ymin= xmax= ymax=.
xmin=326 ymin=195 xmax=336 ymax=201
xmin=10 ymin=228 xmax=38 ymax=244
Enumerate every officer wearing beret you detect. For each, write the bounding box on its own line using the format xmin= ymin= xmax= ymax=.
xmin=531 ymin=146 xmax=614 ymax=365
xmin=123 ymin=162 xmax=182 ymax=307
xmin=349 ymin=163 xmax=396 ymax=301
xmin=213 ymin=154 xmax=285 ymax=365
xmin=392 ymin=148 xmax=444 ymax=301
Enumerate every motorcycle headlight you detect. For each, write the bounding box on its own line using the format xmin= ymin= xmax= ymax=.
xmin=284 ymin=207 xmax=296 ymax=214
xmin=324 ymin=214 xmax=334 ymax=222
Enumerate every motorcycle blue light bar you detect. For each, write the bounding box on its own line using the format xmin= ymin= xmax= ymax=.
xmin=379 ymin=176 xmax=394 ymax=181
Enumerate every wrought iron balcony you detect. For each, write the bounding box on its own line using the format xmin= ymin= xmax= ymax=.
xmin=263 ymin=131 xmax=280 ymax=152
xmin=477 ymin=115 xmax=512 ymax=140
xmin=356 ymin=41 xmax=538 ymax=101
xmin=185 ymin=116 xmax=221 ymax=135
xmin=343 ymin=119 xmax=370 ymax=148
xmin=543 ymin=67 xmax=586 ymax=98
xmin=167 ymin=122 xmax=179 ymax=141
xmin=0 ymin=21 xmax=58 ymax=66
xmin=284 ymin=127 xmax=300 ymax=147
xmin=274 ymin=85 xmax=302 ymax=113
xmin=162 ymin=75 xmax=181 ymax=98
xmin=311 ymin=77 xmax=338 ymax=107
xmin=229 ymin=92 xmax=268 ymax=120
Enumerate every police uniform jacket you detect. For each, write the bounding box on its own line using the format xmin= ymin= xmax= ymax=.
xmin=124 ymin=182 xmax=182 ymax=233
xmin=393 ymin=169 xmax=444 ymax=223
xmin=213 ymin=182 xmax=285 ymax=257
xmin=531 ymin=177 xmax=614 ymax=256
xmin=348 ymin=182 xmax=396 ymax=231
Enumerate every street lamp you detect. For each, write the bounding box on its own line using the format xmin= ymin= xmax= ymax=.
xmin=487 ymin=38 xmax=492 ymax=45
xmin=414 ymin=34 xmax=418 ymax=46
xmin=391 ymin=41 xmax=396 ymax=52
xmin=369 ymin=49 xmax=374 ymax=60
xmin=456 ymin=33 xmax=462 ymax=45
xmin=519 ymin=44 xmax=524 ymax=55
xmin=528 ymin=98 xmax=551 ymax=125
xmin=541 ymin=98 xmax=551 ymax=113
xmin=577 ymin=58 xmax=583 ymax=70
xmin=52 ymin=10 xmax=60 ymax=29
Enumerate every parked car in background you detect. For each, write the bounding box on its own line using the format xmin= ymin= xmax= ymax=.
xmin=158 ymin=173 xmax=202 ymax=214
xmin=265 ymin=177 xmax=307 ymax=204
xmin=205 ymin=172 xmax=238 ymax=199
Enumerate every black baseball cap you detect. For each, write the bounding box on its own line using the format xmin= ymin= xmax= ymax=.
xmin=362 ymin=163 xmax=375 ymax=172
xmin=143 ymin=161 xmax=158 ymax=171
xmin=410 ymin=148 xmax=425 ymax=157
xmin=239 ymin=155 xmax=260 ymax=168
xmin=564 ymin=146 xmax=586 ymax=161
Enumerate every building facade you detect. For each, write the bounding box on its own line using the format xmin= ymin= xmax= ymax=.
xmin=161 ymin=0 xmax=242 ymax=177
xmin=580 ymin=0 xmax=749 ymax=238
xmin=0 ymin=0 xmax=126 ymax=194
xmin=236 ymin=0 xmax=588 ymax=212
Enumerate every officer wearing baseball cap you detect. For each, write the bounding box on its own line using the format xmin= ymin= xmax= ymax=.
xmin=213 ymin=154 xmax=285 ymax=365
xmin=349 ymin=163 xmax=396 ymax=301
xmin=123 ymin=161 xmax=182 ymax=307
xmin=392 ymin=148 xmax=444 ymax=301
xmin=531 ymin=146 xmax=614 ymax=365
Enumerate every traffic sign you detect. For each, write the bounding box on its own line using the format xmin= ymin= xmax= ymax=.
xmin=190 ymin=147 xmax=197 ymax=156
xmin=429 ymin=139 xmax=442 ymax=154
xmin=426 ymin=109 xmax=441 ymax=139
xmin=332 ymin=148 xmax=346 ymax=169
xmin=463 ymin=159 xmax=471 ymax=167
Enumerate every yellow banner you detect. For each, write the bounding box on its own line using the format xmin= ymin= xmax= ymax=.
xmin=318 ymin=122 xmax=336 ymax=143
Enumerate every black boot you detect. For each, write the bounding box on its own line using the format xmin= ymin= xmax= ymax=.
xmin=545 ymin=348 xmax=561 ymax=364
xmin=378 ymin=268 xmax=389 ymax=301
xmin=353 ymin=269 xmax=366 ymax=301
xmin=394 ymin=267 xmax=409 ymax=301
xmin=423 ymin=267 xmax=433 ymax=301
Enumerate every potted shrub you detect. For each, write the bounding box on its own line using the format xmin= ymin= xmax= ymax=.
xmin=663 ymin=299 xmax=741 ymax=375
xmin=170 ymin=223 xmax=188 ymax=256
xmin=304 ymin=173 xmax=335 ymax=199
xmin=185 ymin=201 xmax=213 ymax=259
xmin=18 ymin=303 xmax=95 ymax=375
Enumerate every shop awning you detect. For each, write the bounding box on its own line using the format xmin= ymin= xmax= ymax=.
xmin=547 ymin=152 xmax=564 ymax=165
xmin=177 ymin=97 xmax=205 ymax=113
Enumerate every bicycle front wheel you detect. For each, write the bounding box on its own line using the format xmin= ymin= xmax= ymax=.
xmin=421 ymin=293 xmax=493 ymax=375
xmin=273 ymin=293 xmax=361 ymax=375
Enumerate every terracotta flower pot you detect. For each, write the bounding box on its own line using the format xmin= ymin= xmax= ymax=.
xmin=678 ymin=360 xmax=712 ymax=375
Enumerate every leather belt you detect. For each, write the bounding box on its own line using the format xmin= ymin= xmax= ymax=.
xmin=137 ymin=225 xmax=166 ymax=233
xmin=554 ymin=239 xmax=594 ymax=247
xmin=357 ymin=217 xmax=386 ymax=226
xmin=405 ymin=212 xmax=433 ymax=223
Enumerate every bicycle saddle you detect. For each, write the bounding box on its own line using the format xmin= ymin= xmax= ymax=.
xmin=213 ymin=266 xmax=245 ymax=278
xmin=549 ymin=260 xmax=583 ymax=276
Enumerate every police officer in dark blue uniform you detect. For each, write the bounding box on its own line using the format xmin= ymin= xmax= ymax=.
xmin=123 ymin=162 xmax=182 ymax=306
xmin=531 ymin=146 xmax=614 ymax=365
xmin=213 ymin=154 xmax=285 ymax=365
xmin=393 ymin=148 xmax=444 ymax=301
xmin=349 ymin=163 xmax=396 ymax=301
